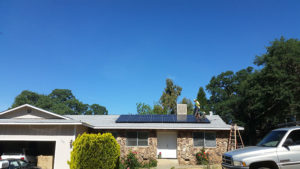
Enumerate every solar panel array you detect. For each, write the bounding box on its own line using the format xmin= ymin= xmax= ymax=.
xmin=116 ymin=115 xmax=210 ymax=123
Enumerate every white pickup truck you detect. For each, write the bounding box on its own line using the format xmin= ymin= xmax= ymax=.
xmin=222 ymin=126 xmax=300 ymax=169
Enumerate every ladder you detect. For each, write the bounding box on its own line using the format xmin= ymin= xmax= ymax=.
xmin=227 ymin=123 xmax=244 ymax=151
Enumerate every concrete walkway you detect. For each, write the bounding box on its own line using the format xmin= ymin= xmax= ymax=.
xmin=154 ymin=159 xmax=221 ymax=169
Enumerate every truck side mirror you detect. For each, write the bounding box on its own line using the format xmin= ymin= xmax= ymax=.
xmin=283 ymin=138 xmax=294 ymax=148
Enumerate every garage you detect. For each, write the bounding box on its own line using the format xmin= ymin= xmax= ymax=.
xmin=0 ymin=141 xmax=55 ymax=166
xmin=0 ymin=104 xmax=87 ymax=169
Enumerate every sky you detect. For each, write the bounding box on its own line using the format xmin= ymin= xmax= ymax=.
xmin=0 ymin=0 xmax=300 ymax=114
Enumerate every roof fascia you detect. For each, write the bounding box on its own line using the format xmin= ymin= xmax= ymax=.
xmin=0 ymin=104 xmax=70 ymax=120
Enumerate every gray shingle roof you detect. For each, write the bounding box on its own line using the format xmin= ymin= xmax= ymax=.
xmin=65 ymin=115 xmax=242 ymax=130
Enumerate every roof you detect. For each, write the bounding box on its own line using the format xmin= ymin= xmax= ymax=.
xmin=0 ymin=119 xmax=82 ymax=125
xmin=0 ymin=104 xmax=243 ymax=130
xmin=66 ymin=115 xmax=243 ymax=130
xmin=0 ymin=104 xmax=70 ymax=120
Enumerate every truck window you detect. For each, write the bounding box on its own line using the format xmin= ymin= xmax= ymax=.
xmin=257 ymin=130 xmax=287 ymax=147
xmin=286 ymin=130 xmax=300 ymax=146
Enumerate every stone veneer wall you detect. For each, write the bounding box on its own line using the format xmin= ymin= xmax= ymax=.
xmin=94 ymin=129 xmax=157 ymax=163
xmin=177 ymin=130 xmax=229 ymax=165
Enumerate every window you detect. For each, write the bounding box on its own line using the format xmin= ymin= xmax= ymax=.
xmin=286 ymin=130 xmax=300 ymax=146
xmin=193 ymin=132 xmax=216 ymax=147
xmin=18 ymin=160 xmax=29 ymax=167
xmin=9 ymin=160 xmax=20 ymax=169
xmin=126 ymin=132 xmax=148 ymax=146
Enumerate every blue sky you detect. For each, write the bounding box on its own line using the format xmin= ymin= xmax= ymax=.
xmin=0 ymin=0 xmax=300 ymax=114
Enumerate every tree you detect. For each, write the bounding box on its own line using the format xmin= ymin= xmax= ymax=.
xmin=180 ymin=98 xmax=194 ymax=115
xmin=12 ymin=90 xmax=42 ymax=108
xmin=206 ymin=68 xmax=254 ymax=143
xmin=159 ymin=79 xmax=182 ymax=114
xmin=11 ymin=89 xmax=108 ymax=115
xmin=244 ymin=37 xmax=300 ymax=143
xmin=152 ymin=104 xmax=166 ymax=114
xmin=196 ymin=87 xmax=210 ymax=113
xmin=86 ymin=104 xmax=108 ymax=115
xmin=206 ymin=37 xmax=300 ymax=145
xmin=136 ymin=102 xmax=153 ymax=115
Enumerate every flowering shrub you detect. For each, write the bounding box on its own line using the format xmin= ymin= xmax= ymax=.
xmin=125 ymin=151 xmax=140 ymax=169
xmin=158 ymin=152 xmax=162 ymax=159
xmin=195 ymin=148 xmax=209 ymax=165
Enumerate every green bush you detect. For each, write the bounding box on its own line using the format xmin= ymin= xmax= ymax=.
xmin=195 ymin=147 xmax=209 ymax=165
xmin=68 ymin=132 xmax=120 ymax=169
xmin=142 ymin=158 xmax=157 ymax=168
xmin=125 ymin=151 xmax=140 ymax=169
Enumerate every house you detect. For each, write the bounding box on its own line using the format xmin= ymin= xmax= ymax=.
xmin=0 ymin=104 xmax=243 ymax=169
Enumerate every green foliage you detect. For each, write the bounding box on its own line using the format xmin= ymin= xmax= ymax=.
xmin=136 ymin=102 xmax=153 ymax=115
xmin=180 ymin=97 xmax=194 ymax=115
xmin=147 ymin=158 xmax=158 ymax=167
xmin=195 ymin=148 xmax=209 ymax=165
xmin=120 ymin=152 xmax=157 ymax=169
xmin=124 ymin=151 xmax=140 ymax=169
xmin=206 ymin=37 xmax=300 ymax=145
xmin=160 ymin=79 xmax=182 ymax=114
xmin=68 ymin=133 xmax=120 ymax=169
xmin=11 ymin=89 xmax=108 ymax=115
xmin=141 ymin=158 xmax=157 ymax=168
xmin=152 ymin=104 xmax=166 ymax=114
xmin=196 ymin=87 xmax=210 ymax=113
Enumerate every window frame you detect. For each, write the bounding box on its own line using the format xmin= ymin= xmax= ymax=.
xmin=193 ymin=131 xmax=216 ymax=148
xmin=286 ymin=129 xmax=300 ymax=146
xmin=126 ymin=131 xmax=149 ymax=147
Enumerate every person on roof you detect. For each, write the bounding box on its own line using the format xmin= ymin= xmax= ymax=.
xmin=194 ymin=99 xmax=205 ymax=120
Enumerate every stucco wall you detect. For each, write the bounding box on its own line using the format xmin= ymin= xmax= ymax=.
xmin=177 ymin=130 xmax=229 ymax=165
xmin=0 ymin=107 xmax=61 ymax=119
xmin=0 ymin=125 xmax=76 ymax=169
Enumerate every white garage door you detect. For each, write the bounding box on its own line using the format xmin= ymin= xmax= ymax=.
xmin=157 ymin=132 xmax=177 ymax=158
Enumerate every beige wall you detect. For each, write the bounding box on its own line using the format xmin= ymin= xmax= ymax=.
xmin=0 ymin=125 xmax=77 ymax=169
xmin=0 ymin=107 xmax=60 ymax=119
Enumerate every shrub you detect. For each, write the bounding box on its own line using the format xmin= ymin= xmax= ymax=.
xmin=148 ymin=158 xmax=157 ymax=167
xmin=195 ymin=147 xmax=209 ymax=165
xmin=122 ymin=152 xmax=157 ymax=169
xmin=125 ymin=151 xmax=140 ymax=169
xmin=68 ymin=132 xmax=120 ymax=169
xmin=142 ymin=158 xmax=157 ymax=168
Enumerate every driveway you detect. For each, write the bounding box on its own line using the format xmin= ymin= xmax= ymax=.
xmin=154 ymin=159 xmax=221 ymax=169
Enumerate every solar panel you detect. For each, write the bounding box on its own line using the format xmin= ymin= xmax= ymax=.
xmin=116 ymin=115 xmax=210 ymax=123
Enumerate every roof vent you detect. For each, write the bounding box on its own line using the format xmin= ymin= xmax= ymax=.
xmin=177 ymin=104 xmax=187 ymax=121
